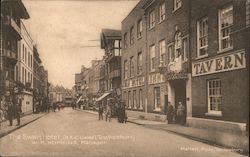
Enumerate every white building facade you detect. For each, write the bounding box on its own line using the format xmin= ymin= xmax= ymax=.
xmin=15 ymin=21 xmax=33 ymax=114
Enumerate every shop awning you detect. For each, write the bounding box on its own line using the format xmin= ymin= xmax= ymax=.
xmin=96 ymin=92 xmax=111 ymax=102
xmin=76 ymin=96 xmax=82 ymax=104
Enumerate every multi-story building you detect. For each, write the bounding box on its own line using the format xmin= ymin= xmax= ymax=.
xmin=33 ymin=45 xmax=48 ymax=112
xmin=74 ymin=65 xmax=90 ymax=108
xmin=0 ymin=0 xmax=29 ymax=100
xmin=189 ymin=0 xmax=249 ymax=132
xmin=121 ymin=0 xmax=148 ymax=118
xmin=99 ymin=58 xmax=107 ymax=93
xmin=15 ymin=21 xmax=33 ymax=114
xmin=121 ymin=0 xmax=192 ymax=121
xmin=99 ymin=29 xmax=122 ymax=97
xmin=74 ymin=73 xmax=82 ymax=98
xmin=86 ymin=60 xmax=103 ymax=100
xmin=103 ymin=29 xmax=122 ymax=93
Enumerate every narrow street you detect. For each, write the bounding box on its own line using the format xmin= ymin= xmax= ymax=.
xmin=0 ymin=108 xmax=244 ymax=157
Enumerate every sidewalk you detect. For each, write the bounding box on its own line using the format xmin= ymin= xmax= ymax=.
xmin=0 ymin=112 xmax=47 ymax=138
xmin=76 ymin=108 xmax=249 ymax=155
xmin=129 ymin=119 xmax=249 ymax=155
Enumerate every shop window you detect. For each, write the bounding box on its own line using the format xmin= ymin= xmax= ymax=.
xmin=207 ymin=79 xmax=222 ymax=116
xmin=133 ymin=90 xmax=136 ymax=109
xmin=128 ymin=91 xmax=131 ymax=108
xmin=139 ymin=89 xmax=143 ymax=109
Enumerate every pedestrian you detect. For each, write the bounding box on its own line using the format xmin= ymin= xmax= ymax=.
xmin=121 ymin=103 xmax=127 ymax=123
xmin=58 ymin=103 xmax=61 ymax=111
xmin=167 ymin=102 xmax=174 ymax=124
xmin=46 ymin=102 xmax=49 ymax=113
xmin=176 ymin=102 xmax=185 ymax=125
xmin=98 ymin=103 xmax=103 ymax=120
xmin=6 ymin=93 xmax=13 ymax=126
xmin=14 ymin=98 xmax=22 ymax=126
xmin=117 ymin=103 xmax=121 ymax=123
xmin=51 ymin=102 xmax=55 ymax=112
xmin=105 ymin=104 xmax=111 ymax=122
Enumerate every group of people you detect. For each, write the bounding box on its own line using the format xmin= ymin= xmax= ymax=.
xmin=0 ymin=93 xmax=22 ymax=126
xmin=98 ymin=104 xmax=112 ymax=122
xmin=98 ymin=99 xmax=127 ymax=123
xmin=47 ymin=102 xmax=62 ymax=112
xmin=167 ymin=101 xmax=185 ymax=125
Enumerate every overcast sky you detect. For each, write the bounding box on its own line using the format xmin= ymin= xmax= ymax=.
xmin=22 ymin=0 xmax=139 ymax=89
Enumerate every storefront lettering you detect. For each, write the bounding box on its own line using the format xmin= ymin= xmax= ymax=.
xmin=192 ymin=51 xmax=246 ymax=77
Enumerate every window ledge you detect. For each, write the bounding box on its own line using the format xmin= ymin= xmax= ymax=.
xmin=148 ymin=26 xmax=155 ymax=31
xmin=150 ymin=69 xmax=156 ymax=73
xmin=154 ymin=108 xmax=161 ymax=112
xmin=182 ymin=59 xmax=188 ymax=63
xmin=205 ymin=112 xmax=222 ymax=117
xmin=137 ymin=73 xmax=143 ymax=77
xmin=172 ymin=7 xmax=181 ymax=13
xmin=137 ymin=36 xmax=142 ymax=40
xmin=158 ymin=19 xmax=166 ymax=25
xmin=196 ymin=54 xmax=208 ymax=60
xmin=217 ymin=47 xmax=233 ymax=54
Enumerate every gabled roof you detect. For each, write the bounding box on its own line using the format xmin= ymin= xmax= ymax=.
xmin=101 ymin=29 xmax=121 ymax=37
xmin=100 ymin=29 xmax=121 ymax=49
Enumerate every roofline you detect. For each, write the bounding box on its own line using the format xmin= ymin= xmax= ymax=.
xmin=121 ymin=0 xmax=147 ymax=24
xmin=17 ymin=0 xmax=30 ymax=19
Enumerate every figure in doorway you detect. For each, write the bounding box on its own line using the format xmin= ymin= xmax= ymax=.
xmin=176 ymin=101 xmax=185 ymax=125
xmin=167 ymin=102 xmax=174 ymax=124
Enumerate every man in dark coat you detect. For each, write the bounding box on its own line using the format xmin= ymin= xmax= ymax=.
xmin=98 ymin=103 xmax=103 ymax=120
xmin=6 ymin=93 xmax=13 ymax=126
xmin=15 ymin=99 xmax=22 ymax=126
xmin=167 ymin=102 xmax=174 ymax=124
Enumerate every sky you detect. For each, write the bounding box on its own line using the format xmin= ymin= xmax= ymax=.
xmin=22 ymin=0 xmax=139 ymax=89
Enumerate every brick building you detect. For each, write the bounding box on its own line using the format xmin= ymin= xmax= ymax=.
xmin=121 ymin=0 xmax=192 ymax=121
xmin=189 ymin=0 xmax=249 ymax=132
xmin=121 ymin=0 xmax=148 ymax=118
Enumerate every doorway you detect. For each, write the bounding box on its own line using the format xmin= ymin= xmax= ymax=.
xmin=172 ymin=80 xmax=186 ymax=124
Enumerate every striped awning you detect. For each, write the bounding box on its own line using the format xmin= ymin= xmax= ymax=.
xmin=96 ymin=92 xmax=111 ymax=102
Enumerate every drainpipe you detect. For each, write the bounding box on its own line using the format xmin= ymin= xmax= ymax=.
xmin=0 ymin=13 xmax=3 ymax=97
xmin=144 ymin=12 xmax=148 ymax=116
